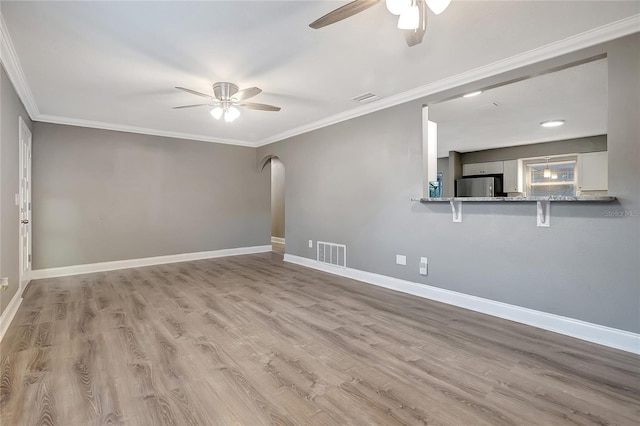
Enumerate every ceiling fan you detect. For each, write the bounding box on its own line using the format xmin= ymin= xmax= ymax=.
xmin=309 ymin=0 xmax=451 ymax=47
xmin=173 ymin=82 xmax=281 ymax=123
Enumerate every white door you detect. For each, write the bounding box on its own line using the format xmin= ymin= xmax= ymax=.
xmin=18 ymin=117 xmax=32 ymax=290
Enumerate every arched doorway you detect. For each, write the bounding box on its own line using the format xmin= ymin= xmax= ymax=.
xmin=260 ymin=155 xmax=285 ymax=256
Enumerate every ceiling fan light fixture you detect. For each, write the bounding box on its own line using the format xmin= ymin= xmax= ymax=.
xmin=210 ymin=106 xmax=223 ymax=120
xmin=224 ymin=106 xmax=240 ymax=123
xmin=397 ymin=4 xmax=420 ymax=30
xmin=386 ymin=0 xmax=412 ymax=16
xmin=425 ymin=0 xmax=451 ymax=15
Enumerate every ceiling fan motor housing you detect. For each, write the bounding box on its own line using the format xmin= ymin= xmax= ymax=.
xmin=213 ymin=82 xmax=239 ymax=101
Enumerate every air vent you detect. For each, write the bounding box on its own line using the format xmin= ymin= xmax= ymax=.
xmin=317 ymin=241 xmax=346 ymax=268
xmin=351 ymin=92 xmax=380 ymax=103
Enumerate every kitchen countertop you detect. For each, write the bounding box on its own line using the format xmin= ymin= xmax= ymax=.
xmin=419 ymin=196 xmax=616 ymax=202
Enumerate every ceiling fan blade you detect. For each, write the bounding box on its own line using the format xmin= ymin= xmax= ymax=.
xmin=240 ymin=102 xmax=281 ymax=112
xmin=404 ymin=0 xmax=427 ymax=47
xmin=309 ymin=0 xmax=379 ymax=29
xmin=175 ymin=86 xmax=214 ymax=99
xmin=172 ymin=103 xmax=212 ymax=109
xmin=232 ymin=87 xmax=262 ymax=102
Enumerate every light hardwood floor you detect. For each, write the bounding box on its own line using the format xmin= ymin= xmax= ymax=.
xmin=1 ymin=252 xmax=639 ymax=425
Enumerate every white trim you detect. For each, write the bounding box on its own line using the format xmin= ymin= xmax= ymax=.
xmin=30 ymin=245 xmax=272 ymax=280
xmin=35 ymin=114 xmax=255 ymax=147
xmin=18 ymin=116 xmax=32 ymax=291
xmin=0 ymin=284 xmax=25 ymax=341
xmin=0 ymin=14 xmax=39 ymax=118
xmin=255 ymin=15 xmax=640 ymax=147
xmin=271 ymin=236 xmax=285 ymax=244
xmin=284 ymin=254 xmax=640 ymax=355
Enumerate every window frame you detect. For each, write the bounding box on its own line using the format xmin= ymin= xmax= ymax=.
xmin=522 ymin=154 xmax=579 ymax=197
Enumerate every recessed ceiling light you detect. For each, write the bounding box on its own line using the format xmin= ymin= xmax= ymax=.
xmin=540 ymin=120 xmax=565 ymax=128
xmin=462 ymin=91 xmax=482 ymax=98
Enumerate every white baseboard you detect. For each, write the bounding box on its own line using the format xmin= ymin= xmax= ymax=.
xmin=0 ymin=285 xmax=25 ymax=341
xmin=284 ymin=254 xmax=640 ymax=355
xmin=30 ymin=245 xmax=272 ymax=280
xmin=271 ymin=236 xmax=285 ymax=244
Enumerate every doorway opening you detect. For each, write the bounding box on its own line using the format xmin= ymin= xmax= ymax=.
xmin=270 ymin=157 xmax=285 ymax=256
xmin=260 ymin=156 xmax=285 ymax=256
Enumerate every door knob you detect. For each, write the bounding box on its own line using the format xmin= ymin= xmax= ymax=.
xmin=21 ymin=219 xmax=29 ymax=224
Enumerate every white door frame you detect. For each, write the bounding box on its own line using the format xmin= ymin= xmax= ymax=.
xmin=18 ymin=116 xmax=32 ymax=291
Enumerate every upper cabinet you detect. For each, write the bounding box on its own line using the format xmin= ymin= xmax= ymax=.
xmin=578 ymin=151 xmax=608 ymax=191
xmin=503 ymin=159 xmax=523 ymax=193
xmin=462 ymin=161 xmax=504 ymax=176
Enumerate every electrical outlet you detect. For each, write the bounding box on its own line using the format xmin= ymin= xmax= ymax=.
xmin=419 ymin=257 xmax=428 ymax=275
xmin=396 ymin=255 xmax=406 ymax=266
xmin=1 ymin=277 xmax=8 ymax=291
xmin=309 ymin=240 xmax=313 ymax=248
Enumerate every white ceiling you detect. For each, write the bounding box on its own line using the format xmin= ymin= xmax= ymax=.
xmin=431 ymin=58 xmax=608 ymax=157
xmin=1 ymin=1 xmax=639 ymax=147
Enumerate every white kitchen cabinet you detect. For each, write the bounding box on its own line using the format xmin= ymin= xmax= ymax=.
xmin=503 ymin=159 xmax=523 ymax=193
xmin=578 ymin=151 xmax=608 ymax=191
xmin=462 ymin=161 xmax=504 ymax=176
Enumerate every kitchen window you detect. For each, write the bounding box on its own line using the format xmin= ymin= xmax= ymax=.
xmin=524 ymin=155 xmax=577 ymax=197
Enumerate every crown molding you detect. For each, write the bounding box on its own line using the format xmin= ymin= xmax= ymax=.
xmin=35 ymin=114 xmax=255 ymax=147
xmin=2 ymin=8 xmax=638 ymax=149
xmin=255 ymin=14 xmax=640 ymax=147
xmin=0 ymin=13 xmax=39 ymax=118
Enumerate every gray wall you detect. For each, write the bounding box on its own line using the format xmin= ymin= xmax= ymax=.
xmin=258 ymin=34 xmax=640 ymax=333
xmin=0 ymin=65 xmax=33 ymax=314
xmin=32 ymin=123 xmax=270 ymax=269
xmin=460 ymin=135 xmax=607 ymax=164
xmin=271 ymin=157 xmax=285 ymax=239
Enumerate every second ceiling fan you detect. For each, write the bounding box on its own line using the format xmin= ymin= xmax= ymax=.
xmin=309 ymin=0 xmax=451 ymax=47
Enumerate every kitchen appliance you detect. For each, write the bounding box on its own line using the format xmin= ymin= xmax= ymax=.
xmin=456 ymin=177 xmax=499 ymax=197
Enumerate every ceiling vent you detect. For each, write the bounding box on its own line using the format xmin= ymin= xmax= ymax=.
xmin=351 ymin=92 xmax=380 ymax=103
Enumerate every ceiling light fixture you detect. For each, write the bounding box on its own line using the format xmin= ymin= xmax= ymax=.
xmin=386 ymin=0 xmax=411 ymax=15
xmin=425 ymin=0 xmax=452 ymax=15
xmin=540 ymin=119 xmax=565 ymax=128
xmin=224 ymin=106 xmax=240 ymax=123
xmin=462 ymin=90 xmax=483 ymax=98
xmin=398 ymin=2 xmax=420 ymax=30
xmin=210 ymin=104 xmax=240 ymax=123
xmin=210 ymin=106 xmax=223 ymax=120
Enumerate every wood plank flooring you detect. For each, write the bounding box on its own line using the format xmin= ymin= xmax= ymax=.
xmin=1 ymin=252 xmax=639 ymax=425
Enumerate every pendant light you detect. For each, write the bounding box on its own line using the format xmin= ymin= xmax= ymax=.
xmin=543 ymin=157 xmax=551 ymax=178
